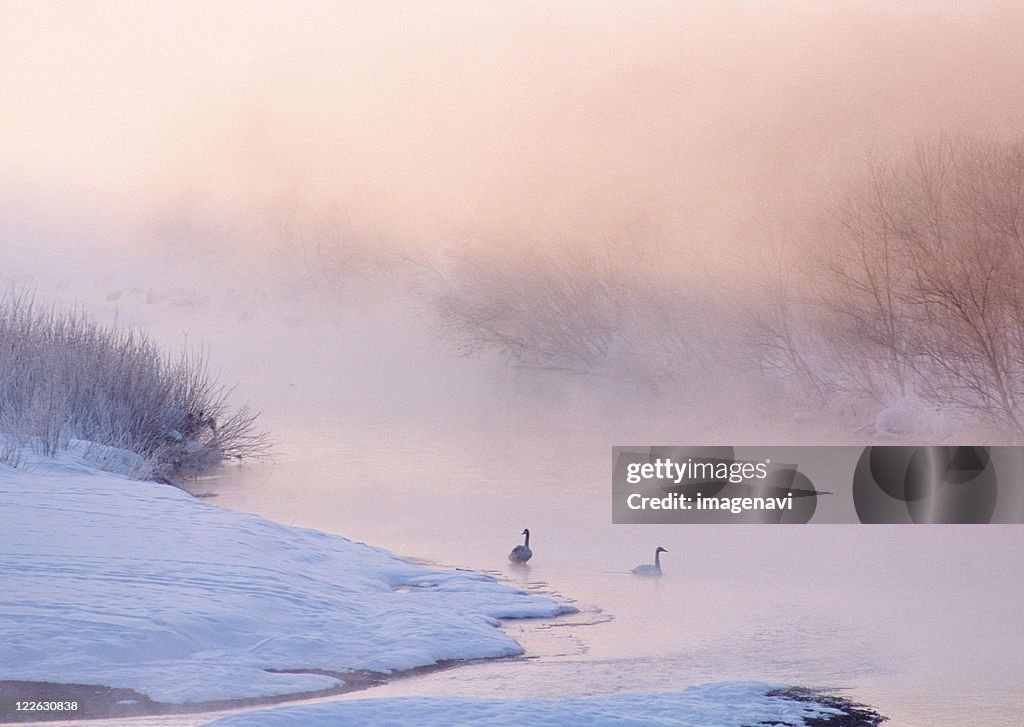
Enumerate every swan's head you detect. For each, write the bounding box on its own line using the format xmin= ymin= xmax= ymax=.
xmin=522 ymin=528 xmax=530 ymax=536
xmin=656 ymin=546 xmax=667 ymax=554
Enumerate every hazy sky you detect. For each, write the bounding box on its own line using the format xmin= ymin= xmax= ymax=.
xmin=3 ymin=1 xmax=1024 ymax=263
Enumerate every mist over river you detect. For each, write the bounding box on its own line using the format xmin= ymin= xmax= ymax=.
xmin=5 ymin=3 xmax=1024 ymax=724
xmin=182 ymin=298 xmax=1024 ymax=727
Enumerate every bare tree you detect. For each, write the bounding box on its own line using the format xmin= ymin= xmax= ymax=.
xmin=817 ymin=134 xmax=1024 ymax=434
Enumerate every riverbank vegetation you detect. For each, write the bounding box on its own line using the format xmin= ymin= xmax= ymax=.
xmin=0 ymin=290 xmax=268 ymax=479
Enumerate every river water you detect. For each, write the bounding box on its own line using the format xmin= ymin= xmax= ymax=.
xmin=48 ymin=299 xmax=1024 ymax=727
xmin=204 ymin=415 xmax=1022 ymax=727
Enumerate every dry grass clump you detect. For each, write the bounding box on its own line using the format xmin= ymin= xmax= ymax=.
xmin=0 ymin=290 xmax=268 ymax=480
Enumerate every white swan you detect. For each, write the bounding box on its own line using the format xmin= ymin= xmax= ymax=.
xmin=632 ymin=546 xmax=667 ymax=575
xmin=508 ymin=528 xmax=532 ymax=563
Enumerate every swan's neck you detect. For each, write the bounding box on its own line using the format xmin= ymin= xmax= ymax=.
xmin=523 ymin=531 xmax=530 ymax=547
xmin=654 ymin=550 xmax=661 ymax=569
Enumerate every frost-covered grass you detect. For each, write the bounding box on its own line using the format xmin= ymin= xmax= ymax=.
xmin=0 ymin=443 xmax=575 ymax=704
xmin=201 ymin=682 xmax=855 ymax=727
xmin=0 ymin=290 xmax=267 ymax=480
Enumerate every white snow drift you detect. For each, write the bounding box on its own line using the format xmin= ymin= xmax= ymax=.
xmin=202 ymin=682 xmax=845 ymax=727
xmin=0 ymin=442 xmax=574 ymax=703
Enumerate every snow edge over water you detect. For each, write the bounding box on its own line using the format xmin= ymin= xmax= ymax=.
xmin=201 ymin=682 xmax=853 ymax=727
xmin=0 ymin=442 xmax=576 ymax=703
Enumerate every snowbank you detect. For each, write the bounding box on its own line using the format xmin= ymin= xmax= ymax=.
xmin=874 ymin=395 xmax=957 ymax=439
xmin=0 ymin=443 xmax=575 ymax=703
xmin=202 ymin=682 xmax=844 ymax=727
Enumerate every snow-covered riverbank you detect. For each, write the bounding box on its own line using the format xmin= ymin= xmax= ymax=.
xmin=200 ymin=683 xmax=863 ymax=727
xmin=0 ymin=442 xmax=574 ymax=707
xmin=1 ymin=443 xmax=888 ymax=726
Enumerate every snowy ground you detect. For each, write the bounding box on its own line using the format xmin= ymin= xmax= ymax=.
xmin=0 ymin=441 xmax=574 ymax=704
xmin=200 ymin=683 xmax=849 ymax=727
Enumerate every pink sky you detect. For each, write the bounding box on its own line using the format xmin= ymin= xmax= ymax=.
xmin=3 ymin=1 xmax=1023 ymax=259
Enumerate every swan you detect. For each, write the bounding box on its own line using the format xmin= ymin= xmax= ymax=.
xmin=632 ymin=546 xmax=667 ymax=575
xmin=508 ymin=528 xmax=532 ymax=563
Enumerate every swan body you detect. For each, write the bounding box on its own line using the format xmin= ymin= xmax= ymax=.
xmin=508 ymin=528 xmax=532 ymax=563
xmin=632 ymin=546 xmax=667 ymax=575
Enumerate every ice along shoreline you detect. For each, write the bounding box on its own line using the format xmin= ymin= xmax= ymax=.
xmin=0 ymin=660 xmax=471 ymax=723
xmin=197 ymin=683 xmax=886 ymax=727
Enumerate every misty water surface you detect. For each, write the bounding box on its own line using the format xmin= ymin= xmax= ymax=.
xmin=191 ymin=304 xmax=1021 ymax=727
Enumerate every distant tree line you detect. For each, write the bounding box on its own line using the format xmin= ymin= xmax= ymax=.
xmin=298 ymin=132 xmax=1024 ymax=438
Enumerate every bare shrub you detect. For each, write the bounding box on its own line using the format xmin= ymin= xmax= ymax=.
xmin=744 ymin=256 xmax=833 ymax=401
xmin=430 ymin=238 xmax=627 ymax=371
xmin=269 ymin=202 xmax=410 ymax=299
xmin=0 ymin=290 xmax=269 ymax=479
xmin=424 ymin=232 xmax=728 ymax=387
